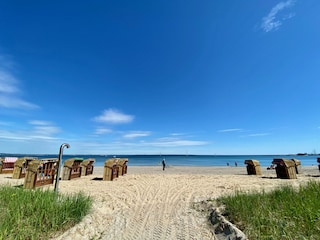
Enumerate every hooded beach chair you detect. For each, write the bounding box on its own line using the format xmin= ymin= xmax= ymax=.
xmin=0 ymin=157 xmax=18 ymax=174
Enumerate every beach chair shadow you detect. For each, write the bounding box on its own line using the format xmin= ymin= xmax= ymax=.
xmin=261 ymin=176 xmax=278 ymax=179
xmin=306 ymin=174 xmax=320 ymax=178
xmin=236 ymin=173 xmax=249 ymax=176
xmin=92 ymin=177 xmax=103 ymax=181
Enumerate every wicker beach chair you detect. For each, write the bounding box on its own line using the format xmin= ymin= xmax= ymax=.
xmin=118 ymin=158 xmax=128 ymax=176
xmin=103 ymin=158 xmax=119 ymax=181
xmin=290 ymin=158 xmax=301 ymax=174
xmin=12 ymin=157 xmax=38 ymax=179
xmin=0 ymin=157 xmax=18 ymax=174
xmin=272 ymin=158 xmax=297 ymax=179
xmin=80 ymin=158 xmax=95 ymax=176
xmin=62 ymin=158 xmax=83 ymax=180
xmin=24 ymin=158 xmax=58 ymax=189
xmin=244 ymin=159 xmax=262 ymax=175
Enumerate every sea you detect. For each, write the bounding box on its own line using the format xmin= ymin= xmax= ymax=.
xmin=1 ymin=153 xmax=319 ymax=167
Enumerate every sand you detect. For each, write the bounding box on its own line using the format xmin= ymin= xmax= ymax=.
xmin=1 ymin=165 xmax=320 ymax=239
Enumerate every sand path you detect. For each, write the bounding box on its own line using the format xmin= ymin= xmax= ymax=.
xmin=49 ymin=166 xmax=320 ymax=240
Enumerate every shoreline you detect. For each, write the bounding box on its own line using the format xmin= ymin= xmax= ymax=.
xmin=94 ymin=165 xmax=320 ymax=175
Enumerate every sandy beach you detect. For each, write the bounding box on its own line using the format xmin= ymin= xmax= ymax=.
xmin=1 ymin=165 xmax=320 ymax=239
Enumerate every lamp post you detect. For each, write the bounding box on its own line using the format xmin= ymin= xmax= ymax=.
xmin=54 ymin=143 xmax=70 ymax=192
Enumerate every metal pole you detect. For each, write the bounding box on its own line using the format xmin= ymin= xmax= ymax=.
xmin=54 ymin=143 xmax=70 ymax=192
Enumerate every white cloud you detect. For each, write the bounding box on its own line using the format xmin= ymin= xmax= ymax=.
xmin=170 ymin=133 xmax=186 ymax=136
xmin=261 ymin=0 xmax=296 ymax=32
xmin=93 ymin=109 xmax=134 ymax=124
xmin=29 ymin=120 xmax=61 ymax=135
xmin=0 ymin=122 xmax=61 ymax=141
xmin=0 ymin=59 xmax=39 ymax=109
xmin=0 ymin=70 xmax=18 ymax=93
xmin=0 ymin=95 xmax=38 ymax=109
xmin=218 ymin=128 xmax=243 ymax=133
xmin=149 ymin=137 xmax=207 ymax=147
xmin=0 ymin=130 xmax=35 ymax=141
xmin=0 ymin=121 xmax=13 ymax=126
xmin=155 ymin=139 xmax=206 ymax=147
xmin=29 ymin=120 xmax=52 ymax=126
xmin=32 ymin=126 xmax=60 ymax=135
xmin=123 ymin=131 xmax=151 ymax=138
xmin=94 ymin=127 xmax=112 ymax=135
xmin=247 ymin=133 xmax=270 ymax=137
xmin=61 ymin=134 xmax=209 ymax=154
xmin=0 ymin=120 xmax=65 ymax=154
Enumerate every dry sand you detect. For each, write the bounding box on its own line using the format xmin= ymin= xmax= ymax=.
xmin=1 ymin=165 xmax=320 ymax=239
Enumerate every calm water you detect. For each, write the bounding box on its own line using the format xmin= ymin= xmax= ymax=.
xmin=1 ymin=154 xmax=319 ymax=167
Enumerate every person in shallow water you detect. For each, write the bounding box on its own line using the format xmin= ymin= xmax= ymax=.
xmin=162 ymin=159 xmax=166 ymax=171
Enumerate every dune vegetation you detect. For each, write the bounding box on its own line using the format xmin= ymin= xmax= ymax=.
xmin=217 ymin=181 xmax=320 ymax=239
xmin=0 ymin=185 xmax=92 ymax=239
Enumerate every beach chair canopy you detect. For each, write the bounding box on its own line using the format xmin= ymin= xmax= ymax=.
xmin=27 ymin=160 xmax=42 ymax=172
xmin=272 ymin=158 xmax=295 ymax=167
xmin=81 ymin=158 xmax=95 ymax=167
xmin=63 ymin=158 xmax=83 ymax=168
xmin=291 ymin=158 xmax=301 ymax=166
xmin=3 ymin=157 xmax=18 ymax=163
xmin=14 ymin=157 xmax=39 ymax=166
xmin=118 ymin=158 xmax=128 ymax=166
xmin=14 ymin=158 xmax=27 ymax=168
xmin=104 ymin=159 xmax=118 ymax=167
xmin=244 ymin=159 xmax=260 ymax=166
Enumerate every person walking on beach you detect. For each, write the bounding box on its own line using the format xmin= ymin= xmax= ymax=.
xmin=162 ymin=158 xmax=166 ymax=171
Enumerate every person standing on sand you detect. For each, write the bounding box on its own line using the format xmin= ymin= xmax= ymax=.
xmin=162 ymin=158 xmax=166 ymax=171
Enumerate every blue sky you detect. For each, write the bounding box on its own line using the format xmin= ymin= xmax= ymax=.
xmin=0 ymin=0 xmax=320 ymax=155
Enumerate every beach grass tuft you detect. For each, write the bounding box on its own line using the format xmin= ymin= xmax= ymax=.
xmin=217 ymin=180 xmax=320 ymax=239
xmin=0 ymin=185 xmax=92 ymax=239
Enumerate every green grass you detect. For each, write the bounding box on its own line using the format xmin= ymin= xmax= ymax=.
xmin=0 ymin=185 xmax=92 ymax=240
xmin=217 ymin=181 xmax=320 ymax=240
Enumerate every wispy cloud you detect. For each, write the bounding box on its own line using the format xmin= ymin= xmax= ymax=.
xmin=93 ymin=108 xmax=134 ymax=124
xmin=29 ymin=120 xmax=61 ymax=136
xmin=71 ymin=140 xmax=208 ymax=155
xmin=66 ymin=134 xmax=209 ymax=154
xmin=170 ymin=133 xmax=186 ymax=136
xmin=149 ymin=137 xmax=207 ymax=147
xmin=94 ymin=127 xmax=112 ymax=135
xmin=0 ymin=121 xmax=13 ymax=126
xmin=246 ymin=133 xmax=270 ymax=137
xmin=29 ymin=120 xmax=51 ymax=126
xmin=0 ymin=120 xmax=61 ymax=141
xmin=0 ymin=70 xmax=18 ymax=93
xmin=0 ymin=57 xmax=39 ymax=109
xmin=261 ymin=0 xmax=296 ymax=32
xmin=0 ymin=96 xmax=39 ymax=109
xmin=218 ymin=128 xmax=243 ymax=133
xmin=123 ymin=131 xmax=151 ymax=138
